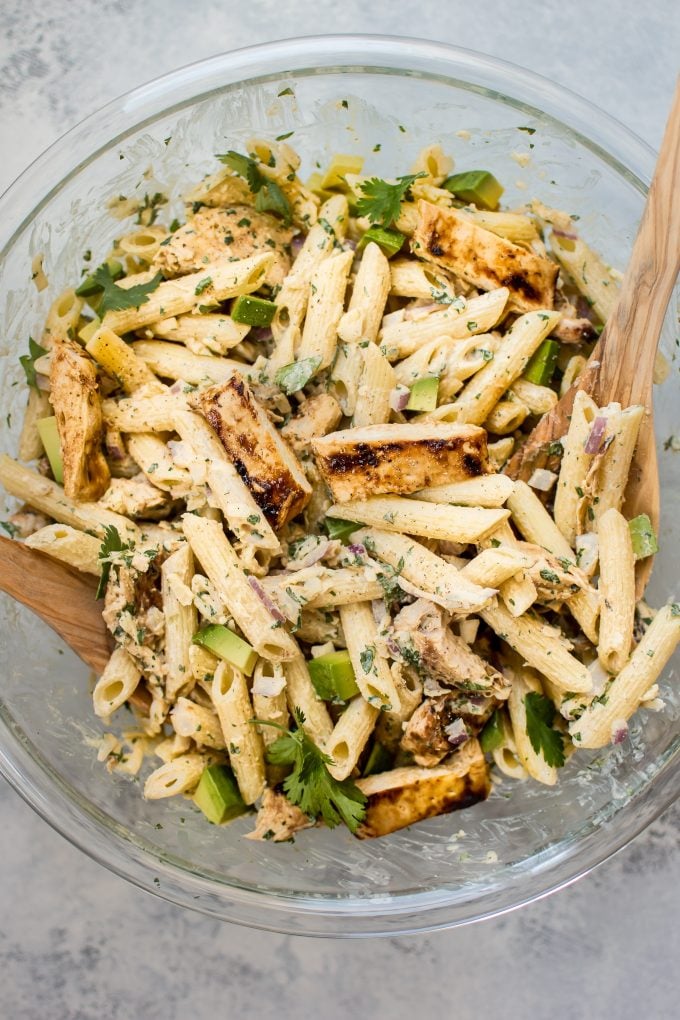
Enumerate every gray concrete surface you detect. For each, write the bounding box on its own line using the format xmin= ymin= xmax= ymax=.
xmin=1 ymin=2 xmax=678 ymax=1017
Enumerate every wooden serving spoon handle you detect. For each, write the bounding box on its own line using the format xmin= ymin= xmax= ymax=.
xmin=507 ymin=78 xmax=680 ymax=596
xmin=0 ymin=534 xmax=113 ymax=672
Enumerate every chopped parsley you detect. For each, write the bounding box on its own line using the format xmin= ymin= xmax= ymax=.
xmin=194 ymin=276 xmax=213 ymax=296
xmin=217 ymin=150 xmax=292 ymax=224
xmin=263 ymin=709 xmax=367 ymax=832
xmin=19 ymin=336 xmax=48 ymax=389
xmin=359 ymin=647 xmax=375 ymax=674
xmin=524 ymin=692 xmax=565 ymax=767
xmin=539 ymin=568 xmax=561 ymax=584
xmin=78 ymin=263 xmax=162 ymax=315
xmin=355 ymin=172 xmax=426 ymax=229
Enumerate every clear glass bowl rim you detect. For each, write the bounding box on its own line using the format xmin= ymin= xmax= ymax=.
xmin=0 ymin=33 xmax=676 ymax=938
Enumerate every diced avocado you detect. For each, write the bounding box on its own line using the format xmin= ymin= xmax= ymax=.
xmin=362 ymin=740 xmax=393 ymax=777
xmin=480 ymin=709 xmax=505 ymax=753
xmin=320 ymin=154 xmax=364 ymax=192
xmin=308 ymin=650 xmax=359 ymax=702
xmin=524 ymin=339 xmax=560 ymax=386
xmin=193 ymin=764 xmax=248 ymax=824
xmin=324 ymin=517 xmax=361 ymax=544
xmin=77 ymin=317 xmax=101 ymax=344
xmin=192 ymin=624 xmax=258 ymax=676
xmin=75 ymin=259 xmax=123 ymax=297
xmin=274 ymin=356 xmax=321 ymax=394
xmin=357 ymin=226 xmax=405 ymax=259
xmin=629 ymin=514 xmax=658 ymax=560
xmin=231 ymin=294 xmax=277 ymax=327
xmin=406 ymin=376 xmax=439 ymax=412
xmin=37 ymin=416 xmax=64 ymax=483
xmin=442 ymin=170 xmax=504 ymax=211
xmin=306 ymin=172 xmax=335 ymax=203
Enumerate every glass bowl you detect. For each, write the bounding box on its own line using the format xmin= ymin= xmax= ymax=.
xmin=0 ymin=35 xmax=678 ymax=937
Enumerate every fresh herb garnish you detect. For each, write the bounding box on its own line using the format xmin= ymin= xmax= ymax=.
xmin=525 ymin=692 xmax=565 ymax=767
xmin=96 ymin=525 xmax=132 ymax=599
xmin=355 ymin=172 xmax=426 ymax=229
xmin=262 ymin=709 xmax=367 ymax=832
xmin=217 ymin=150 xmax=292 ymax=224
xmin=19 ymin=337 xmax=48 ymax=389
xmin=79 ymin=264 xmax=163 ymax=315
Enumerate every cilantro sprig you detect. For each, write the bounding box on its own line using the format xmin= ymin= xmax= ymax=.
xmin=96 ymin=525 xmax=132 ymax=599
xmin=260 ymin=709 xmax=367 ymax=832
xmin=525 ymin=692 xmax=565 ymax=767
xmin=77 ymin=263 xmax=163 ymax=316
xmin=19 ymin=337 xmax=48 ymax=389
xmin=355 ymin=172 xmax=426 ymax=229
xmin=217 ymin=151 xmax=292 ymax=224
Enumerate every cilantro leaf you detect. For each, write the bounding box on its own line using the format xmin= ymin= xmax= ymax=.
xmin=263 ymin=709 xmax=367 ymax=832
xmin=355 ymin=172 xmax=426 ymax=229
xmin=359 ymin=646 xmax=375 ymax=673
xmin=524 ymin=692 xmax=565 ymax=767
xmin=96 ymin=524 xmax=131 ymax=599
xmin=217 ymin=150 xmax=292 ymax=225
xmin=82 ymin=264 xmax=163 ymax=316
xmin=19 ymin=337 xmax=48 ymax=389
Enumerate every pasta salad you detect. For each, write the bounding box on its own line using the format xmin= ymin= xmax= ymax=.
xmin=1 ymin=136 xmax=676 ymax=842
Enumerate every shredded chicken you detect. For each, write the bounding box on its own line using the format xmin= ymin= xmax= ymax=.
xmin=391 ymin=599 xmax=509 ymax=695
xmin=49 ymin=338 xmax=110 ymax=500
xmin=98 ymin=476 xmax=175 ymax=520
xmin=245 ymin=788 xmax=315 ymax=842
xmin=6 ymin=505 xmax=51 ymax=538
xmin=153 ymin=205 xmax=294 ymax=288
xmin=401 ymin=691 xmax=498 ymax=766
xmin=552 ymin=317 xmax=598 ymax=344
xmin=516 ymin=541 xmax=590 ymax=603
xmin=281 ymin=393 xmax=343 ymax=455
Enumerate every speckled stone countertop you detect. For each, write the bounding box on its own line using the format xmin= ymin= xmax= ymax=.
xmin=1 ymin=2 xmax=678 ymax=1017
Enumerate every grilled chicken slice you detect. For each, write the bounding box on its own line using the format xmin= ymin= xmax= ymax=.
xmin=190 ymin=371 xmax=311 ymax=529
xmin=153 ymin=206 xmax=294 ymax=288
xmin=355 ymin=739 xmax=490 ymax=838
xmin=401 ymin=691 xmax=499 ymax=766
xmin=245 ymin=788 xmax=315 ymax=842
xmin=391 ymin=599 xmax=509 ymax=696
xmin=412 ymin=201 xmax=558 ymax=312
xmin=49 ymin=338 xmax=110 ymax=501
xmin=312 ymin=422 xmax=490 ymax=502
xmin=97 ymin=476 xmax=175 ymax=520
xmin=281 ymin=394 xmax=343 ymax=456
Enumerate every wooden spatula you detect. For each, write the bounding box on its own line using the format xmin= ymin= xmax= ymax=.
xmin=0 ymin=535 xmax=150 ymax=710
xmin=507 ymin=78 xmax=680 ymax=597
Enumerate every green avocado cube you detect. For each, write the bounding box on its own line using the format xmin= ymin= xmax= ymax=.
xmin=442 ymin=170 xmax=504 ymax=211
xmin=37 ymin=416 xmax=64 ymax=483
xmin=193 ymin=764 xmax=247 ymax=825
xmin=231 ymin=294 xmax=277 ymax=327
xmin=308 ymin=650 xmax=359 ymax=702
xmin=406 ymin=376 xmax=439 ymax=412
xmin=357 ymin=226 xmax=405 ymax=259
xmin=362 ymin=741 xmax=393 ymax=777
xmin=480 ymin=709 xmax=505 ymax=753
xmin=192 ymin=625 xmax=258 ymax=676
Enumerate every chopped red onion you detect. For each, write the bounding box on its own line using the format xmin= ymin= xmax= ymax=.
xmin=344 ymin=238 xmax=357 ymax=251
xmin=386 ymin=635 xmax=401 ymax=659
xmin=575 ymin=532 xmax=599 ymax=573
xmin=371 ymin=598 xmax=387 ymax=625
xmin=584 ymin=416 xmax=607 ymax=454
xmin=390 ymin=385 xmax=410 ymax=412
xmin=169 ymin=378 xmax=188 ymax=395
xmin=587 ymin=657 xmax=609 ymax=696
xmin=528 ymin=467 xmax=558 ymax=492
xmin=611 ymin=719 xmax=629 ymax=745
xmin=553 ymin=226 xmax=579 ymax=242
xmin=251 ymin=672 xmax=287 ymax=697
xmin=347 ymin=542 xmax=367 ymax=559
xmin=35 ymin=373 xmax=50 ymax=392
xmin=444 ymin=718 xmax=469 ymax=749
xmin=247 ymin=576 xmax=287 ymax=623
xmin=291 ymin=234 xmax=304 ymax=256
xmin=287 ymin=538 xmax=333 ymax=570
xmin=250 ymin=327 xmax=274 ymax=343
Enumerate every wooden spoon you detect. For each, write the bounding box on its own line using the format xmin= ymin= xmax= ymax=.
xmin=507 ymin=78 xmax=680 ymax=597
xmin=0 ymin=535 xmax=150 ymax=711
